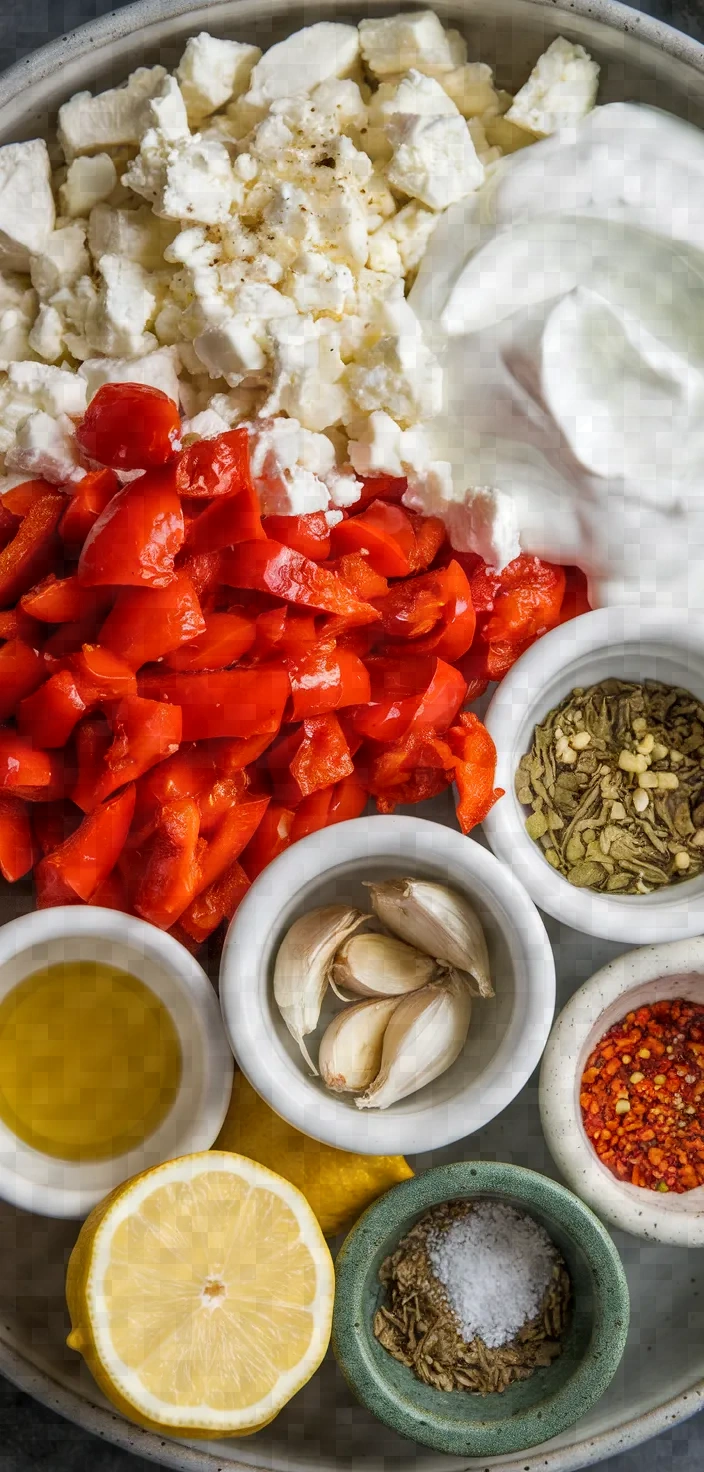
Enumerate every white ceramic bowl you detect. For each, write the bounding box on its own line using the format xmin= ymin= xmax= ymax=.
xmin=0 ymin=907 xmax=233 ymax=1218
xmin=219 ymin=814 xmax=555 ymax=1155
xmin=539 ymin=938 xmax=704 ymax=1245
xmin=482 ymin=607 xmax=704 ymax=944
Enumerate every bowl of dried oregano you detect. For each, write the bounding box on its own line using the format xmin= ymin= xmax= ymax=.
xmin=332 ymin=1159 xmax=629 ymax=1457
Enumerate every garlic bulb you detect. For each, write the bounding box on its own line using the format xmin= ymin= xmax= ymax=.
xmin=318 ymin=996 xmax=400 ymax=1092
xmin=365 ymin=878 xmax=493 ymax=998
xmin=356 ymin=971 xmax=473 ymax=1110
xmin=332 ymin=932 xmax=436 ymax=998
xmin=273 ymin=905 xmax=366 ymax=1073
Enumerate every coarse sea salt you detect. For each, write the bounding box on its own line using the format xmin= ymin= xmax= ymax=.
xmin=427 ymin=1200 xmax=557 ymax=1349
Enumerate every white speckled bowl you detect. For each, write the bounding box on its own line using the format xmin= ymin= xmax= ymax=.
xmin=539 ymin=938 xmax=704 ymax=1245
xmin=482 ymin=607 xmax=704 ymax=944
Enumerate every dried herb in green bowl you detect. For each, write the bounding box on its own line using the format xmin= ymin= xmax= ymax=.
xmin=516 ymin=679 xmax=704 ymax=893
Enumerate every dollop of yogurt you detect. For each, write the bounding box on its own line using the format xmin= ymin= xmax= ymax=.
xmin=409 ymin=102 xmax=704 ymax=608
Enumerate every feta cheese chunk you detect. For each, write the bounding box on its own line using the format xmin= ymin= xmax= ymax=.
xmin=88 ymin=204 xmax=178 ymax=270
xmin=264 ymin=317 xmax=348 ymax=432
xmin=124 ymin=128 xmax=241 ymax=225
xmin=404 ymin=476 xmax=521 ymax=569
xmin=348 ymin=409 xmax=404 ymax=476
xmin=359 ymin=12 xmax=465 ymax=77
xmin=325 ymin=466 xmax=362 ymax=508
xmin=59 ymin=154 xmax=117 ymax=217
xmin=0 ymin=276 xmax=38 ymax=369
xmin=58 ymin=66 xmax=168 ymax=159
xmin=181 ymin=406 xmax=232 ymax=440
xmin=0 ymin=140 xmax=55 ymax=272
xmin=5 ymin=410 xmax=84 ymax=484
xmin=7 ymin=360 xmax=87 ymax=417
xmin=28 ymin=305 xmax=65 ymax=362
xmin=387 ymin=107 xmax=484 ymax=209
xmin=30 ymin=225 xmax=90 ymax=300
xmin=79 ymin=346 xmax=180 ymax=404
xmin=506 ymin=37 xmax=599 ymax=136
xmin=368 ymin=202 xmax=439 ymax=275
xmin=176 ymin=33 xmax=261 ymax=123
xmin=86 ymin=254 xmax=157 ymax=358
xmin=284 ymin=252 xmax=356 ymax=317
xmin=245 ymin=23 xmax=360 ymax=106
xmin=247 ymin=416 xmax=331 ymax=514
xmin=345 ymin=293 xmax=443 ymax=427
xmin=440 ymin=62 xmax=502 ymax=118
xmin=194 ymin=320 xmax=267 ymax=382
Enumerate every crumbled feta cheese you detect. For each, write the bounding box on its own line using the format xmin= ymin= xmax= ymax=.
xmin=389 ymin=70 xmax=460 ymax=119
xmin=59 ymin=154 xmax=117 ymax=217
xmin=176 ymin=33 xmax=261 ymax=123
xmin=0 ymin=140 xmax=55 ymax=272
xmin=207 ymin=388 xmax=258 ymax=425
xmin=79 ymin=346 xmax=180 ymax=404
xmin=124 ymin=128 xmax=241 ymax=225
xmin=368 ymin=202 xmax=439 ymax=275
xmin=359 ymin=12 xmax=465 ymax=78
xmin=58 ymin=66 xmax=168 ymax=159
xmin=0 ymin=278 xmax=38 ymax=370
xmin=5 ymin=410 xmax=84 ymax=484
xmin=325 ymin=507 xmax=345 ymax=526
xmin=88 ymin=204 xmax=179 ymax=270
xmin=247 ymin=415 xmax=330 ymax=514
xmin=181 ymin=406 xmax=232 ymax=440
xmin=85 ymin=254 xmax=157 ymax=358
xmin=245 ymin=24 xmax=360 ymax=107
xmin=440 ymin=62 xmax=501 ymax=118
xmin=30 ymin=225 xmax=90 ymax=300
xmin=144 ymin=75 xmax=191 ymax=142
xmin=310 ymin=79 xmax=368 ymax=139
xmin=506 ymin=37 xmax=599 ymax=136
xmin=466 ymin=117 xmax=502 ymax=167
xmin=387 ymin=108 xmax=484 ymax=209
xmin=348 ymin=409 xmax=404 ymax=476
xmin=298 ymin=428 xmax=336 ymax=478
xmin=28 ymin=305 xmax=65 ymax=362
xmin=7 ymin=360 xmax=87 ymax=417
xmin=404 ymin=474 xmax=521 ymax=569
xmin=194 ymin=320 xmax=267 ymax=382
xmin=264 ymin=317 xmax=348 ymax=431
xmin=345 ymin=295 xmax=443 ymax=427
xmin=284 ymin=252 xmax=356 ymax=317
xmin=326 ymin=465 xmax=363 ymax=507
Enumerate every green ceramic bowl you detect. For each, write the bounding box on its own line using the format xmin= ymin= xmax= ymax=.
xmin=332 ymin=1161 xmax=629 ymax=1458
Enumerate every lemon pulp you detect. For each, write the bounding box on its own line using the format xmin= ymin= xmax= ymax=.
xmin=0 ymin=961 xmax=182 ymax=1160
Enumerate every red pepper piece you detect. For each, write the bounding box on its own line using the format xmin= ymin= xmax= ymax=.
xmin=377 ymin=561 xmax=476 ymax=662
xmin=240 ymin=802 xmax=294 ymax=880
xmin=356 ymin=474 xmax=407 ymax=508
xmin=289 ymin=646 xmax=370 ymax=720
xmin=18 ymin=670 xmax=87 ymax=748
xmin=205 ymin=731 xmax=278 ymax=774
xmin=131 ymin=745 xmax=217 ymax=843
xmin=222 ymin=540 xmax=380 ymax=625
xmin=178 ymin=859 xmax=250 ymax=945
xmin=164 ymin=611 xmax=256 ymax=672
xmin=0 ymin=731 xmax=55 ymax=790
xmin=78 ymin=465 xmax=184 ymax=589
xmin=253 ymin=605 xmax=287 ymax=656
xmin=0 ymin=501 xmax=20 ymax=554
xmin=328 ymin=773 xmax=367 ymax=824
xmin=353 ymin=655 xmax=467 ymax=743
xmin=184 ymin=464 xmax=264 ymax=553
xmin=0 ymin=610 xmax=42 ymax=644
xmin=20 ymin=574 xmax=110 ymax=625
xmin=71 ymin=716 xmax=112 ymax=812
xmin=59 ymin=468 xmax=119 ymax=551
xmin=138 ymin=667 xmax=290 ymax=741
xmin=99 ymin=695 xmax=182 ymax=802
xmin=0 ymin=640 xmax=46 ymax=720
xmin=134 ymin=797 xmax=201 ymax=929
xmin=407 ymin=514 xmax=446 ymax=573
xmin=176 ymin=548 xmax=224 ymax=608
xmin=1 ymin=481 xmax=52 ymax=517
xmin=99 ymin=572 xmax=205 ymax=670
xmin=268 ymin=713 xmax=354 ymax=805
xmin=175 ymin=428 xmax=252 ymax=498
xmin=77 ymin=383 xmax=181 ymax=470
xmin=34 ymin=784 xmax=136 ymax=904
xmin=330 ymin=500 xmax=416 ymax=577
xmin=559 ymin=566 xmax=591 ymax=623
xmin=482 ymin=555 xmax=566 ymax=644
xmin=446 ymin=711 xmax=504 ymax=834
xmin=0 ymin=795 xmax=35 ymax=880
xmin=289 ymin=774 xmax=367 ymax=842
xmin=195 ymin=796 xmax=270 ymax=895
xmin=197 ymin=774 xmax=250 ymax=835
xmin=0 ymin=490 xmax=66 ymax=609
xmin=68 ymin=644 xmax=137 ymax=705
xmin=32 ymin=799 xmax=82 ymax=857
xmin=89 ymin=867 xmax=130 ymax=912
xmin=328 ymin=553 xmax=388 ymax=602
xmin=262 ymin=513 xmax=331 ymax=562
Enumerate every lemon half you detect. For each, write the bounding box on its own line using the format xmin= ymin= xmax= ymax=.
xmin=65 ymin=1151 xmax=335 ymax=1437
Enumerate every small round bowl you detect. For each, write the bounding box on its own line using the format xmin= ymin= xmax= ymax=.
xmin=482 ymin=607 xmax=704 ymax=943
xmin=0 ymin=908 xmax=233 ymax=1218
xmin=540 ymin=938 xmax=704 ymax=1245
xmin=332 ymin=1161 xmax=629 ymax=1457
xmin=219 ymin=815 xmax=555 ymax=1156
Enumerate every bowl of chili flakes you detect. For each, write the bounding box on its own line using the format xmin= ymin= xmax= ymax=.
xmin=540 ymin=937 xmax=704 ymax=1244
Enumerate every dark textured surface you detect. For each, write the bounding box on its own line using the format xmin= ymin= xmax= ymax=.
xmin=0 ymin=0 xmax=703 ymax=1467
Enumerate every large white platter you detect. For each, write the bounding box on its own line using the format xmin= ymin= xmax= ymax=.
xmin=1 ymin=0 xmax=704 ymax=1467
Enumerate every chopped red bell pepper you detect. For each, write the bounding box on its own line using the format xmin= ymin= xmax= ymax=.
xmin=407 ymin=514 xmax=446 ymax=573
xmin=76 ymin=383 xmax=180 ymax=471
xmin=42 ymin=609 xmax=109 ymax=658
xmin=0 ymin=640 xmax=46 ymax=720
xmin=196 ymin=774 xmax=250 ymax=835
xmin=240 ymin=802 xmax=294 ymax=880
xmin=194 ymin=796 xmax=270 ymax=895
xmin=71 ymin=716 xmax=112 ymax=812
xmin=356 ymin=474 xmax=407 ymax=508
xmin=0 ymin=490 xmax=66 ymax=609
xmin=446 ymin=711 xmax=504 ymax=834
xmin=18 ymin=671 xmax=87 ymax=748
xmin=559 ymin=566 xmax=591 ymax=623
xmin=177 ymin=859 xmax=250 ymax=945
xmin=89 ymin=867 xmax=130 ymax=912
xmin=267 ymin=608 xmax=319 ymax=659
xmin=288 ymin=645 xmax=370 ymax=720
xmin=204 ymin=730 xmax=278 ymax=774
xmin=0 ymin=795 xmax=35 ymax=880
xmin=78 ymin=466 xmax=184 ymax=589
xmin=327 ymin=553 xmax=388 ymax=602
xmin=176 ymin=549 xmax=224 ymax=607
xmin=68 ymin=644 xmax=137 ymax=706
xmin=352 ymin=655 xmax=467 ymax=743
xmin=59 ymin=468 xmax=119 ymax=551
xmin=482 ymin=555 xmax=566 ymax=644
xmin=222 ymin=540 xmax=379 ymax=624
xmin=32 ymin=799 xmax=82 ymax=856
xmin=0 ymin=730 xmax=56 ymax=791
xmin=0 ymin=610 xmax=42 ymax=644
xmin=34 ymin=783 xmax=136 ymax=904
xmin=163 ymin=611 xmax=256 ymax=671
xmin=98 ymin=572 xmax=205 ymax=669
xmin=20 ymin=574 xmax=111 ymax=626
xmin=377 ymin=561 xmax=476 ymax=662
xmin=268 ymin=713 xmax=354 ymax=805
xmin=330 ymin=500 xmax=416 ymax=577
xmin=184 ymin=483 xmax=264 ymax=555
xmin=175 ymin=428 xmax=252 ymax=498
xmin=290 ymin=773 xmax=366 ymax=841
xmin=2 ymin=481 xmax=52 ymax=517
xmin=138 ymin=667 xmax=290 ymax=741
xmin=95 ymin=695 xmax=182 ymax=805
xmin=133 ymin=797 xmax=201 ymax=929
xmin=261 ymin=512 xmax=331 ymax=562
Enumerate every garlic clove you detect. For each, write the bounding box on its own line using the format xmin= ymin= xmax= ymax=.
xmin=331 ymin=932 xmax=436 ymax=998
xmin=319 ymin=996 xmax=400 ymax=1093
xmin=273 ymin=905 xmax=366 ymax=1073
xmin=365 ymin=878 xmax=493 ymax=998
xmin=356 ymin=971 xmax=473 ymax=1110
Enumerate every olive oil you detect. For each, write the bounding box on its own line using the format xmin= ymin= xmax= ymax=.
xmin=0 ymin=961 xmax=182 ymax=1161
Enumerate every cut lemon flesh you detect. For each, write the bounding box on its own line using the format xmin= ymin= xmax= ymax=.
xmin=65 ymin=1151 xmax=335 ymax=1436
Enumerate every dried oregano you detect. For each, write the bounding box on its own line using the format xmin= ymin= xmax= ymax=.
xmin=372 ymin=1202 xmax=571 ymax=1395
xmin=516 ymin=679 xmax=704 ymax=893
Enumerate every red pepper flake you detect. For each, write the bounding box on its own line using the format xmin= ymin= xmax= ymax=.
xmin=580 ymin=998 xmax=704 ymax=1193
